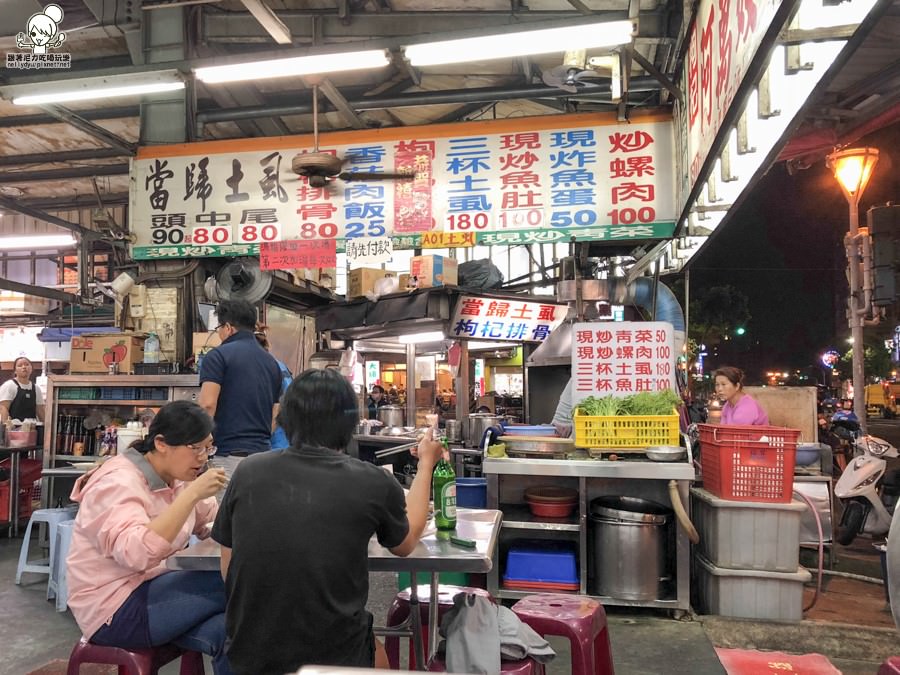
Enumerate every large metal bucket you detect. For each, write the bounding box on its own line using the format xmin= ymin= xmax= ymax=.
xmin=589 ymin=496 xmax=673 ymax=601
xmin=463 ymin=414 xmax=502 ymax=448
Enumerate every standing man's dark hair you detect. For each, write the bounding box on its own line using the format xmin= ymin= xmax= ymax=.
xmin=215 ymin=299 xmax=257 ymax=332
xmin=199 ymin=297 xmax=282 ymax=479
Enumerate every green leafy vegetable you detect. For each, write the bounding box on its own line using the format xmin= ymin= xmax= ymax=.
xmin=575 ymin=390 xmax=682 ymax=418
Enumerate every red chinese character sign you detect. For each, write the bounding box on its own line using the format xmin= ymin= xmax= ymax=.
xmin=130 ymin=111 xmax=675 ymax=260
xmin=675 ymin=0 xmax=783 ymax=206
xmin=450 ymin=296 xmax=568 ymax=342
xmin=571 ymin=321 xmax=677 ymax=404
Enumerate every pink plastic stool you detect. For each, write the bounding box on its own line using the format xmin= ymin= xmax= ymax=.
xmin=385 ymin=584 xmax=494 ymax=670
xmin=879 ymin=657 xmax=900 ymax=674
xmin=66 ymin=637 xmax=205 ymax=675
xmin=512 ymin=594 xmax=615 ymax=675
xmin=428 ymin=656 xmax=544 ymax=673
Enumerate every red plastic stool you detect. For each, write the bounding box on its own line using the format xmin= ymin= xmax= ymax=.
xmin=428 ymin=656 xmax=544 ymax=673
xmin=879 ymin=657 xmax=900 ymax=674
xmin=512 ymin=594 xmax=615 ymax=675
xmin=66 ymin=637 xmax=205 ymax=675
xmin=385 ymin=584 xmax=493 ymax=670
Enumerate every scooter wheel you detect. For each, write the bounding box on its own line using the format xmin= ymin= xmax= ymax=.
xmin=836 ymin=500 xmax=866 ymax=546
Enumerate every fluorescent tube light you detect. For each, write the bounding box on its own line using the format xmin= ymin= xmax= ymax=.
xmin=195 ymin=49 xmax=391 ymax=84
xmin=4 ymin=70 xmax=186 ymax=106
xmin=403 ymin=20 xmax=635 ymax=66
xmin=0 ymin=234 xmax=76 ymax=250
xmin=14 ymin=82 xmax=184 ymax=106
xmin=397 ymin=331 xmax=446 ymax=344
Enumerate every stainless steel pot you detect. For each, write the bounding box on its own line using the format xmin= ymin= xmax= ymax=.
xmin=377 ymin=405 xmax=405 ymax=428
xmin=464 ymin=413 xmax=502 ymax=448
xmin=444 ymin=419 xmax=462 ymax=443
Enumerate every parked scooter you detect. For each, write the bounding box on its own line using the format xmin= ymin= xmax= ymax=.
xmin=834 ymin=434 xmax=900 ymax=545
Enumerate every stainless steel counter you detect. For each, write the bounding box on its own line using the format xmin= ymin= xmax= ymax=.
xmin=482 ymin=456 xmax=696 ymax=480
xmin=484 ymin=454 xmax=695 ymax=612
xmin=168 ymin=508 xmax=501 ymax=670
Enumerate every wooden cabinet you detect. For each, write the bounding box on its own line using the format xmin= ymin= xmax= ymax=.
xmin=42 ymin=374 xmax=200 ymax=506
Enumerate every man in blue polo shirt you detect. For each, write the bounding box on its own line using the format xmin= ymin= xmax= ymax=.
xmin=199 ymin=298 xmax=282 ymax=479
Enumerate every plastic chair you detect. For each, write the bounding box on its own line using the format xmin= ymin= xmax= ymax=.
xmin=66 ymin=637 xmax=205 ymax=675
xmin=15 ymin=505 xmax=78 ymax=585
xmin=385 ymin=584 xmax=493 ymax=670
xmin=47 ymin=519 xmax=76 ymax=611
xmin=879 ymin=657 xmax=900 ymax=675
xmin=511 ymin=594 xmax=615 ymax=675
xmin=428 ymin=655 xmax=544 ymax=673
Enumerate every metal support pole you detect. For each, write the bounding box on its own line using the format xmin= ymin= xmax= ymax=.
xmin=846 ymin=200 xmax=867 ymax=433
xmin=407 ymin=343 xmax=417 ymax=430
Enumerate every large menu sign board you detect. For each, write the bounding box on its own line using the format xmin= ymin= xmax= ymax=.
xmin=571 ymin=321 xmax=676 ymax=405
xmin=130 ymin=111 xmax=676 ymax=260
xmin=675 ymin=0 xmax=784 ymax=205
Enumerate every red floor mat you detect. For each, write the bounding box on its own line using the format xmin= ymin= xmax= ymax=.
xmin=716 ymin=648 xmax=841 ymax=675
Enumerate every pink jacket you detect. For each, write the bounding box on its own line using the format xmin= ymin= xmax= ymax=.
xmin=66 ymin=449 xmax=218 ymax=639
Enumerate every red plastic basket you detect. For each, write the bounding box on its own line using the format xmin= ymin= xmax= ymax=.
xmin=0 ymin=458 xmax=43 ymax=485
xmin=0 ymin=481 xmax=35 ymax=522
xmin=697 ymin=424 xmax=800 ymax=503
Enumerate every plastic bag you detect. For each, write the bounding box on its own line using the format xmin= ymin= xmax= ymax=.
xmin=459 ymin=259 xmax=504 ymax=289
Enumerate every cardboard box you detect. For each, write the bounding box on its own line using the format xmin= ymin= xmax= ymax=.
xmin=193 ymin=331 xmax=222 ymax=358
xmin=410 ymin=255 xmax=458 ymax=288
xmin=399 ymin=273 xmax=411 ymax=290
xmin=70 ymin=332 xmax=146 ymax=374
xmin=348 ymin=268 xmax=396 ymax=299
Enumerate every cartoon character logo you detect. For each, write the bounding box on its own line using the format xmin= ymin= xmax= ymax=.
xmin=16 ymin=4 xmax=66 ymax=55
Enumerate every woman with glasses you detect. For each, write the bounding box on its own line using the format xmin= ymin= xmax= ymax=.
xmin=65 ymin=400 xmax=234 ymax=675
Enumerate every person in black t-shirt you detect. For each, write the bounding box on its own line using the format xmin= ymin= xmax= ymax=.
xmin=211 ymin=368 xmax=443 ymax=675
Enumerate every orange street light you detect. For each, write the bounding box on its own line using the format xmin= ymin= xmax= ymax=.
xmin=826 ymin=146 xmax=880 ymax=430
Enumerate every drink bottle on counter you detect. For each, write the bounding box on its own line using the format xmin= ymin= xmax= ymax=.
xmin=433 ymin=439 xmax=457 ymax=531
xmin=144 ymin=332 xmax=161 ymax=364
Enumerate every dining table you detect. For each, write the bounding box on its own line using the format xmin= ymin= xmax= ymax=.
xmin=167 ymin=507 xmax=502 ymax=670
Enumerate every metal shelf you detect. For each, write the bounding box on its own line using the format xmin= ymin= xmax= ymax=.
xmin=500 ymin=504 xmax=581 ymax=532
xmin=56 ymin=400 xmax=164 ymax=406
xmin=496 ymin=588 xmax=681 ymax=608
xmin=53 ymin=455 xmax=100 ymax=463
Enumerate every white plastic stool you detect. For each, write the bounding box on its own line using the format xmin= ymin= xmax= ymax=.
xmin=47 ymin=519 xmax=76 ymax=611
xmin=15 ymin=506 xmax=77 ymax=585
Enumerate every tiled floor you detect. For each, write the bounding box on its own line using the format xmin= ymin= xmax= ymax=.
xmin=2 ymin=529 xmax=896 ymax=675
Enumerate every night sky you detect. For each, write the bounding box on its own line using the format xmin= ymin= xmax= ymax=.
xmin=684 ymin=120 xmax=900 ymax=382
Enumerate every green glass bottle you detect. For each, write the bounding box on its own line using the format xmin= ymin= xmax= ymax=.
xmin=433 ymin=442 xmax=457 ymax=531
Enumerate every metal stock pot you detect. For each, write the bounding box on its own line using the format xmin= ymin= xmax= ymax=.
xmin=377 ymin=405 xmax=406 ymax=428
xmin=464 ymin=414 xmax=502 ymax=448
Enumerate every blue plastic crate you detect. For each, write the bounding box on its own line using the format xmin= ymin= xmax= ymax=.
xmin=100 ymin=387 xmax=138 ymax=400
xmin=138 ymin=387 xmax=168 ymax=400
xmin=504 ymin=540 xmax=578 ymax=584
xmin=456 ymin=478 xmax=487 ymax=508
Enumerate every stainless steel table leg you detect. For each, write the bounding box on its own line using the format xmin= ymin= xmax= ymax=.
xmin=408 ymin=581 xmax=427 ymax=671
xmin=428 ymin=572 xmax=439 ymax=664
xmin=10 ymin=451 xmax=20 ymax=537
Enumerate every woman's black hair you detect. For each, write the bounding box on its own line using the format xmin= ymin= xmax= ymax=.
xmin=713 ymin=366 xmax=745 ymax=389
xmin=279 ymin=368 xmax=358 ymax=450
xmin=130 ymin=400 xmax=214 ymax=454
xmin=13 ymin=356 xmax=32 ymax=368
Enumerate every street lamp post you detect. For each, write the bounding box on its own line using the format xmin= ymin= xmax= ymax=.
xmin=826 ymin=147 xmax=879 ymax=431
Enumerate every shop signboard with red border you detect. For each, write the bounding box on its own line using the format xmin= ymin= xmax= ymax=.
xmin=130 ymin=111 xmax=676 ymax=260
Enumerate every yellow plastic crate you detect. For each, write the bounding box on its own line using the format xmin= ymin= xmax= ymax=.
xmin=573 ymin=409 xmax=680 ymax=450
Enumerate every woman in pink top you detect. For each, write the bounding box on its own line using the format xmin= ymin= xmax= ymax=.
xmin=715 ymin=366 xmax=770 ymax=426
xmin=66 ymin=401 xmax=232 ymax=674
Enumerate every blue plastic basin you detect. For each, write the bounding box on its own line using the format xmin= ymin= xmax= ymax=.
xmin=456 ymin=478 xmax=487 ymax=508
xmin=504 ymin=540 xmax=578 ymax=584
